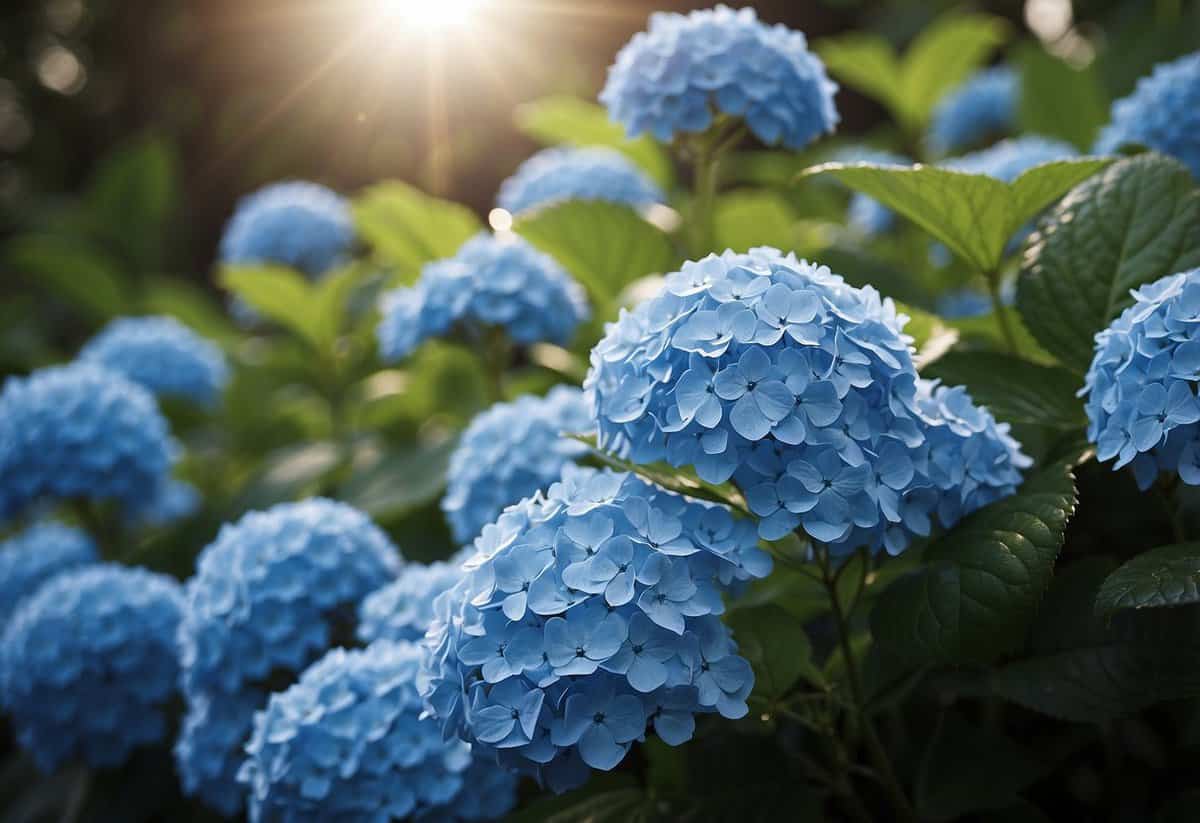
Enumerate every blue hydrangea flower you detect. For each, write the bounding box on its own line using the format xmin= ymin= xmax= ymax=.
xmin=421 ymin=466 xmax=771 ymax=793
xmin=377 ymin=233 xmax=588 ymax=362
xmin=358 ymin=560 xmax=465 ymax=645
xmin=942 ymin=135 xmax=1078 ymax=182
xmin=936 ymin=289 xmax=992 ymax=319
xmin=497 ymin=147 xmax=664 ymax=216
xmin=600 ymin=5 xmax=838 ymax=149
xmin=835 ymin=148 xmax=910 ymax=236
xmin=0 ymin=522 xmax=97 ymax=626
xmin=175 ymin=688 xmax=266 ymax=817
xmin=78 ymin=316 xmax=228 ymax=407
xmin=1082 ymin=268 xmax=1200 ymax=489
xmin=175 ymin=498 xmax=402 ymax=813
xmin=130 ymin=477 xmax=201 ymax=528
xmin=239 ymin=641 xmax=516 ymax=823
xmin=220 ymin=181 xmax=354 ymax=277
xmin=0 ymin=363 xmax=173 ymax=521
xmin=443 ymin=387 xmax=593 ymax=545
xmin=927 ymin=67 xmax=1018 ymax=155
xmin=1095 ymin=51 xmax=1200 ymax=179
xmin=0 ymin=564 xmax=183 ymax=772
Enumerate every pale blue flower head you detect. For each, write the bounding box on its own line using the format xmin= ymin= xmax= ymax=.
xmin=600 ymin=5 xmax=838 ymax=149
xmin=443 ymin=387 xmax=593 ymax=545
xmin=421 ymin=466 xmax=770 ymax=793
xmin=585 ymin=247 xmax=940 ymax=553
xmin=942 ymin=135 xmax=1077 ymax=182
xmin=498 ymin=147 xmax=664 ymax=216
xmin=79 ymin=315 xmax=228 ymax=407
xmin=130 ymin=477 xmax=201 ymax=528
xmin=175 ymin=688 xmax=266 ymax=817
xmin=927 ymin=67 xmax=1018 ymax=155
xmin=1095 ymin=51 xmax=1200 ymax=179
xmin=1083 ymin=268 xmax=1200 ymax=489
xmin=0 ymin=363 xmax=173 ymax=521
xmin=377 ymin=233 xmax=588 ymax=361
xmin=240 ymin=641 xmax=514 ymax=823
xmin=220 ymin=181 xmax=353 ymax=277
xmin=358 ymin=560 xmax=465 ymax=645
xmin=0 ymin=522 xmax=97 ymax=626
xmin=0 ymin=564 xmax=183 ymax=772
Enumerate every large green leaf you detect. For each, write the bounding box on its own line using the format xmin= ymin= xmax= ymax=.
xmin=219 ymin=265 xmax=323 ymax=348
xmin=1015 ymin=43 xmax=1109 ymax=151
xmin=1095 ymin=543 xmax=1200 ymax=614
xmin=799 ymin=158 xmax=1112 ymax=273
xmin=515 ymin=200 xmax=677 ymax=303
xmin=1017 ymin=154 xmax=1200 ymax=372
xmin=140 ymin=276 xmax=238 ymax=344
xmin=870 ymin=459 xmax=1078 ymax=666
xmin=815 ymin=14 xmax=1008 ymax=133
xmin=514 ymin=95 xmax=673 ymax=188
xmin=6 ymin=236 xmax=127 ymax=320
xmin=923 ymin=351 xmax=1085 ymax=428
xmin=85 ymin=134 xmax=177 ymax=271
xmin=727 ymin=604 xmax=824 ymax=703
xmin=353 ymin=181 xmax=481 ymax=275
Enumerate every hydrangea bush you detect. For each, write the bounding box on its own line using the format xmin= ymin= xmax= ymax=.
xmin=498 ymin=147 xmax=664 ymax=216
xmin=422 ymin=467 xmax=771 ymax=792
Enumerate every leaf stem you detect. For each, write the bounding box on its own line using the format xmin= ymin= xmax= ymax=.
xmin=816 ymin=543 xmax=915 ymax=823
xmin=986 ymin=270 xmax=1020 ymax=354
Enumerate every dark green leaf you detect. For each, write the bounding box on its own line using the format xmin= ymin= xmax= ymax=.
xmin=1095 ymin=543 xmax=1200 ymax=614
xmin=514 ymin=95 xmax=673 ymax=188
xmin=6 ymin=236 xmax=127 ymax=320
xmin=727 ymin=604 xmax=824 ymax=701
xmin=353 ymin=181 xmax=481 ymax=275
xmin=340 ymin=435 xmax=458 ymax=519
xmin=85 ymin=135 xmax=177 ymax=271
xmin=1015 ymin=43 xmax=1109 ymax=151
xmin=871 ymin=459 xmax=1078 ymax=665
xmin=923 ymin=351 xmax=1085 ymax=428
xmin=799 ymin=158 xmax=1111 ymax=273
xmin=1017 ymin=154 xmax=1200 ymax=371
xmin=515 ymin=201 xmax=676 ymax=303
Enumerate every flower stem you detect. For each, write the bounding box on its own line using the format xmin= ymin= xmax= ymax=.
xmin=816 ymin=545 xmax=915 ymax=823
xmin=686 ymin=120 xmax=746 ymax=258
xmin=986 ymin=271 xmax=1019 ymax=354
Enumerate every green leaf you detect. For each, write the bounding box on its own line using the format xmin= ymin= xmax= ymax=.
xmin=340 ymin=435 xmax=458 ymax=519
xmin=514 ymin=95 xmax=673 ymax=188
xmin=140 ymin=276 xmax=238 ymax=344
xmin=1015 ymin=43 xmax=1109 ymax=151
xmin=727 ymin=604 xmax=824 ymax=701
xmin=6 ymin=236 xmax=127 ymax=320
xmin=85 ymin=134 xmax=177 ymax=271
xmin=922 ymin=351 xmax=1085 ymax=428
xmin=1095 ymin=543 xmax=1200 ymax=614
xmin=799 ymin=158 xmax=1112 ymax=273
xmin=871 ymin=459 xmax=1078 ymax=666
xmin=219 ymin=264 xmax=323 ymax=347
xmin=514 ymin=200 xmax=677 ymax=303
xmin=813 ymin=34 xmax=904 ymax=123
xmin=713 ymin=190 xmax=804 ymax=254
xmin=353 ymin=181 xmax=481 ymax=275
xmin=1017 ymin=154 xmax=1200 ymax=372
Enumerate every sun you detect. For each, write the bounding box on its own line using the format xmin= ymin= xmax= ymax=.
xmin=371 ymin=0 xmax=489 ymax=32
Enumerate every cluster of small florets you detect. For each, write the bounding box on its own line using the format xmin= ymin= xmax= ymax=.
xmin=220 ymin=181 xmax=354 ymax=277
xmin=1083 ymin=268 xmax=1200 ymax=489
xmin=239 ymin=641 xmax=515 ymax=823
xmin=0 ymin=565 xmax=183 ymax=772
xmin=79 ymin=316 xmax=228 ymax=407
xmin=173 ymin=688 xmax=266 ymax=816
xmin=927 ymin=67 xmax=1018 ymax=155
xmin=0 ymin=522 xmax=97 ymax=625
xmin=377 ymin=233 xmax=588 ymax=361
xmin=422 ymin=467 xmax=771 ymax=794
xmin=497 ymin=147 xmax=664 ymax=217
xmin=942 ymin=135 xmax=1078 ymax=182
xmin=1094 ymin=51 xmax=1200 ymax=180
xmin=0 ymin=363 xmax=173 ymax=521
xmin=358 ymin=560 xmax=466 ymax=645
xmin=835 ymin=147 xmax=910 ymax=236
xmin=175 ymin=499 xmax=402 ymax=814
xmin=600 ymin=5 xmax=838 ymax=149
xmin=585 ymin=248 xmax=1030 ymax=553
xmin=443 ymin=386 xmax=593 ymax=545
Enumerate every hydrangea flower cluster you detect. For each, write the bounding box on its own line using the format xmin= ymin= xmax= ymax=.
xmin=174 ymin=688 xmax=267 ymax=817
xmin=0 ymin=363 xmax=173 ymax=521
xmin=585 ymin=248 xmax=1029 ymax=553
xmin=1082 ymin=268 xmax=1200 ymax=489
xmin=600 ymin=5 xmax=838 ymax=149
xmin=377 ymin=233 xmax=588 ymax=362
xmin=175 ymin=499 xmax=402 ymax=814
xmin=240 ymin=641 xmax=516 ymax=823
xmin=1094 ymin=51 xmax=1200 ymax=180
xmin=78 ymin=315 xmax=228 ymax=407
xmin=131 ymin=477 xmax=201 ymax=528
xmin=497 ymin=147 xmax=664 ymax=216
xmin=927 ymin=67 xmax=1018 ymax=155
xmin=422 ymin=467 xmax=772 ymax=793
xmin=443 ymin=387 xmax=593 ymax=545
xmin=942 ymin=135 xmax=1078 ymax=182
xmin=220 ymin=181 xmax=354 ymax=277
xmin=0 ymin=522 xmax=97 ymax=625
xmin=358 ymin=560 xmax=465 ymax=645
xmin=0 ymin=564 xmax=183 ymax=772
xmin=836 ymin=148 xmax=910 ymax=236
